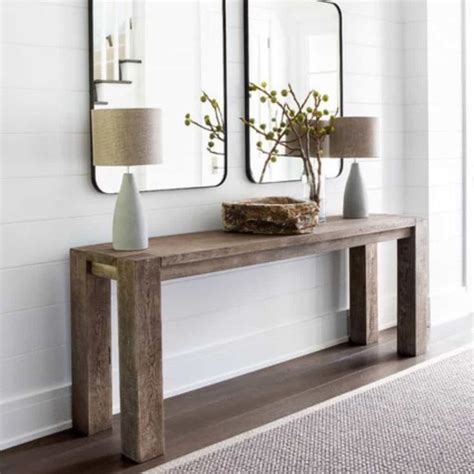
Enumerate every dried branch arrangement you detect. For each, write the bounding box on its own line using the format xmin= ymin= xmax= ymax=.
xmin=184 ymin=92 xmax=225 ymax=157
xmin=241 ymin=82 xmax=336 ymax=205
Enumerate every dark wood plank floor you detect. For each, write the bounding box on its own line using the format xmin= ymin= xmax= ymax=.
xmin=1 ymin=315 xmax=472 ymax=474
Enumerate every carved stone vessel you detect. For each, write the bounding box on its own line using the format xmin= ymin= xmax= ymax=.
xmin=222 ymin=197 xmax=319 ymax=235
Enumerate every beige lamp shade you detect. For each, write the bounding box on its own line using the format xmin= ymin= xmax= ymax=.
xmin=328 ymin=117 xmax=380 ymax=158
xmin=91 ymin=108 xmax=163 ymax=166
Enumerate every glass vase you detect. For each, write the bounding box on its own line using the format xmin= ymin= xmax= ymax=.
xmin=300 ymin=165 xmax=326 ymax=224
xmin=318 ymin=167 xmax=326 ymax=224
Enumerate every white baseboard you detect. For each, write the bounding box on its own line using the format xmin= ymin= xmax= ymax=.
xmin=0 ymin=420 xmax=72 ymax=452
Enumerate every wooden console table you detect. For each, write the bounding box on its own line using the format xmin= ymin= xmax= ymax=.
xmin=70 ymin=214 xmax=427 ymax=463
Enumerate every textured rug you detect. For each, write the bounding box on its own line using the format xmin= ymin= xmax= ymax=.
xmin=147 ymin=347 xmax=473 ymax=473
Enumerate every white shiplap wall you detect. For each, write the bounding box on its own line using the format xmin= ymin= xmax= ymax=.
xmin=1 ymin=0 xmax=407 ymax=449
xmin=402 ymin=0 xmax=471 ymax=323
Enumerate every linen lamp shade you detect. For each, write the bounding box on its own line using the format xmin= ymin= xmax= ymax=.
xmin=91 ymin=108 xmax=163 ymax=166
xmin=328 ymin=117 xmax=380 ymax=158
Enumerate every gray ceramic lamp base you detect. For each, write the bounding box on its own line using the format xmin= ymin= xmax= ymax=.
xmin=113 ymin=173 xmax=148 ymax=251
xmin=343 ymin=162 xmax=369 ymax=219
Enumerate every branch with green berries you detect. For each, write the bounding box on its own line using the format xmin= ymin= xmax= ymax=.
xmin=184 ymin=92 xmax=225 ymax=156
xmin=241 ymin=81 xmax=337 ymax=205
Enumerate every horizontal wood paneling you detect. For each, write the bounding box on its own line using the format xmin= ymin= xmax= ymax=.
xmin=1 ymin=133 xmax=90 ymax=179
xmin=0 ymin=303 xmax=70 ymax=359
xmin=1 ymin=89 xmax=89 ymax=134
xmin=0 ymin=1 xmax=87 ymax=49
xmin=1 ymin=44 xmax=88 ymax=91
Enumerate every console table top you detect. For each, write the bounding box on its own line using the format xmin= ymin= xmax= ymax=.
xmin=74 ymin=214 xmax=420 ymax=269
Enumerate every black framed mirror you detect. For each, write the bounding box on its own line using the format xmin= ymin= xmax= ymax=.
xmin=89 ymin=0 xmax=227 ymax=193
xmin=244 ymin=0 xmax=343 ymax=184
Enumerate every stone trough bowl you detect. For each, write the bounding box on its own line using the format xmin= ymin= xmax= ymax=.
xmin=222 ymin=197 xmax=319 ymax=235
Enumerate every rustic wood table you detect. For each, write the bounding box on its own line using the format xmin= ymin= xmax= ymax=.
xmin=70 ymin=214 xmax=428 ymax=463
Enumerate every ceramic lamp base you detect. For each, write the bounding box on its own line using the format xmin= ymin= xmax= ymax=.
xmin=113 ymin=173 xmax=148 ymax=250
xmin=343 ymin=162 xmax=369 ymax=219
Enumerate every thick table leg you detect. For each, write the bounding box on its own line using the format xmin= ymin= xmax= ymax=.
xmin=349 ymin=244 xmax=378 ymax=345
xmin=70 ymin=250 xmax=112 ymax=434
xmin=397 ymin=220 xmax=428 ymax=356
xmin=117 ymin=257 xmax=164 ymax=463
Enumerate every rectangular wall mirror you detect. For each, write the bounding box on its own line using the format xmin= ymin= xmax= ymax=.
xmin=244 ymin=0 xmax=343 ymax=184
xmin=90 ymin=0 xmax=227 ymax=193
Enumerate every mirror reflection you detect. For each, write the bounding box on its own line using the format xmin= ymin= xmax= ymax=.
xmin=91 ymin=0 xmax=226 ymax=193
xmin=245 ymin=0 xmax=342 ymax=183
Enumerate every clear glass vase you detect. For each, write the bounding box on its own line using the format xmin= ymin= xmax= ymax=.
xmin=318 ymin=167 xmax=326 ymax=224
xmin=300 ymin=172 xmax=311 ymax=201
xmin=300 ymin=165 xmax=326 ymax=224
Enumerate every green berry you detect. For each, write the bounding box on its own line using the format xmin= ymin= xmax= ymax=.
xmin=201 ymin=95 xmax=207 ymax=102
xmin=322 ymin=94 xmax=329 ymax=102
xmin=323 ymin=109 xmax=329 ymax=115
xmin=184 ymin=120 xmax=191 ymax=126
xmin=260 ymin=96 xmax=267 ymax=103
xmin=281 ymin=89 xmax=288 ymax=97
xmin=261 ymin=81 xmax=267 ymax=87
xmin=257 ymin=141 xmax=263 ymax=147
xmin=208 ymin=141 xmax=215 ymax=148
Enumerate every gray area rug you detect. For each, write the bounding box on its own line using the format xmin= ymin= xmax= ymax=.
xmin=148 ymin=347 xmax=473 ymax=473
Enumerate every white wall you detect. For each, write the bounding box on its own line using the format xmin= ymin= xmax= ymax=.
xmin=1 ymin=0 xmax=466 ymax=451
xmin=402 ymin=0 xmax=472 ymax=323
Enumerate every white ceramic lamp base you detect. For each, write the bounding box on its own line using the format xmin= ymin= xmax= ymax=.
xmin=343 ymin=162 xmax=369 ymax=219
xmin=113 ymin=173 xmax=148 ymax=250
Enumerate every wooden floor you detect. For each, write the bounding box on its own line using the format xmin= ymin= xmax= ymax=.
xmin=1 ymin=315 xmax=472 ymax=474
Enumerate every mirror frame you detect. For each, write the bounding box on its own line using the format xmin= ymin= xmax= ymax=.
xmin=88 ymin=0 xmax=228 ymax=194
xmin=243 ymin=0 xmax=344 ymax=184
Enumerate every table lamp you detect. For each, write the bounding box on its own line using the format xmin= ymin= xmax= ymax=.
xmin=91 ymin=108 xmax=162 ymax=250
xmin=328 ymin=117 xmax=380 ymax=218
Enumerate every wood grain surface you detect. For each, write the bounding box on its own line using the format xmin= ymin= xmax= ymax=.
xmin=349 ymin=243 xmax=378 ymax=344
xmin=397 ymin=220 xmax=428 ymax=356
xmin=70 ymin=249 xmax=112 ymax=435
xmin=117 ymin=256 xmax=164 ymax=462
